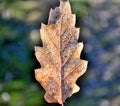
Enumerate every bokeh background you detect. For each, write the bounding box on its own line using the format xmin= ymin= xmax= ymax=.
xmin=0 ymin=0 xmax=120 ymax=106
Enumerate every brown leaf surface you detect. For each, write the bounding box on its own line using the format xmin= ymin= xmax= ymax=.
xmin=34 ymin=0 xmax=88 ymax=105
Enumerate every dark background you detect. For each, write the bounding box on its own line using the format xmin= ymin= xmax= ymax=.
xmin=0 ymin=0 xmax=120 ymax=106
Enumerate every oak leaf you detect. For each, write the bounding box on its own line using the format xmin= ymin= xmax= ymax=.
xmin=34 ymin=0 xmax=88 ymax=105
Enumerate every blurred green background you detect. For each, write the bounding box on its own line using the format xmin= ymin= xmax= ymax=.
xmin=0 ymin=0 xmax=120 ymax=106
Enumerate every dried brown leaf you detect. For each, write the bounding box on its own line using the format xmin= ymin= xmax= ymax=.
xmin=34 ymin=0 xmax=88 ymax=105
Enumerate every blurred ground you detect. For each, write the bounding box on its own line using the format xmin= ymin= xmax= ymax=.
xmin=0 ymin=0 xmax=120 ymax=106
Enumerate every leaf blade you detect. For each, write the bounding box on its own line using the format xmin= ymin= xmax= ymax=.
xmin=34 ymin=0 xmax=88 ymax=105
